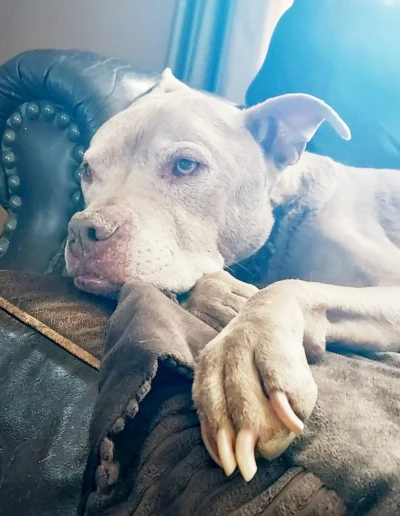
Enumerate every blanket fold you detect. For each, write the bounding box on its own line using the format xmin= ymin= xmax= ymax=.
xmin=80 ymin=281 xmax=400 ymax=516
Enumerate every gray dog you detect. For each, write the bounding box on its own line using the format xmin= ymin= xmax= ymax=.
xmin=65 ymin=69 xmax=400 ymax=483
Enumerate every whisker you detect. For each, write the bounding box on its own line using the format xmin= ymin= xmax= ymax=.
xmin=229 ymin=261 xmax=252 ymax=274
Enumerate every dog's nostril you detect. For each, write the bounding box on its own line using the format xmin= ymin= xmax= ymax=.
xmin=87 ymin=228 xmax=99 ymax=242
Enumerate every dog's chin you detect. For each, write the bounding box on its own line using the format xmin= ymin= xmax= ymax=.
xmin=74 ymin=275 xmax=121 ymax=298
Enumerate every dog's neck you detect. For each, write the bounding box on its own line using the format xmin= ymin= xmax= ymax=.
xmin=228 ymin=199 xmax=305 ymax=287
xmin=229 ymin=152 xmax=340 ymax=287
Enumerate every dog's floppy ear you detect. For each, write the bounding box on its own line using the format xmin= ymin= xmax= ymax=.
xmin=152 ymin=68 xmax=190 ymax=94
xmin=244 ymin=94 xmax=351 ymax=168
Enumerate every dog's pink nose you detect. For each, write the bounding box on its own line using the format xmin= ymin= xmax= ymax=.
xmin=67 ymin=212 xmax=118 ymax=258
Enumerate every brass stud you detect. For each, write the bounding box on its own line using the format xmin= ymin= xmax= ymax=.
xmin=68 ymin=124 xmax=81 ymax=142
xmin=2 ymin=129 xmax=16 ymax=147
xmin=26 ymin=102 xmax=40 ymax=120
xmin=9 ymin=195 xmax=22 ymax=210
xmin=8 ymin=112 xmax=22 ymax=129
xmin=72 ymin=145 xmax=85 ymax=163
xmin=5 ymin=217 xmax=17 ymax=232
xmin=2 ymin=151 xmax=16 ymax=169
xmin=7 ymin=175 xmax=20 ymax=192
xmin=42 ymin=103 xmax=56 ymax=121
xmin=72 ymin=190 xmax=82 ymax=204
xmin=74 ymin=165 xmax=84 ymax=184
xmin=57 ymin=112 xmax=70 ymax=129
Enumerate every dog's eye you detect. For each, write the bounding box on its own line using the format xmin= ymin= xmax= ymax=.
xmin=172 ymin=158 xmax=200 ymax=177
xmin=81 ymin=162 xmax=92 ymax=183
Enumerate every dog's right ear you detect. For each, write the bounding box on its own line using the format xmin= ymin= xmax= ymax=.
xmin=244 ymin=93 xmax=351 ymax=169
xmin=151 ymin=68 xmax=190 ymax=94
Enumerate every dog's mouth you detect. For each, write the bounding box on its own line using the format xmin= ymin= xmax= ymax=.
xmin=74 ymin=275 xmax=121 ymax=297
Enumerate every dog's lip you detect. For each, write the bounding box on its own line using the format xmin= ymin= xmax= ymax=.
xmin=74 ymin=275 xmax=120 ymax=296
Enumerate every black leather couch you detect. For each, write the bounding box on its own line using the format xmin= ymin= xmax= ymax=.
xmin=1 ymin=0 xmax=400 ymax=513
xmin=0 ymin=50 xmax=160 ymax=516
xmin=0 ymin=49 xmax=159 ymax=274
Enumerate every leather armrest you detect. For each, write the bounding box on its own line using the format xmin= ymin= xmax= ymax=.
xmin=0 ymin=49 xmax=160 ymax=273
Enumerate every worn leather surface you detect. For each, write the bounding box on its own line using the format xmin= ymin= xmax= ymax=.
xmin=0 ymin=50 xmax=160 ymax=273
xmin=0 ymin=307 xmax=98 ymax=516
xmin=0 ymin=270 xmax=115 ymax=359
xmin=247 ymin=0 xmax=400 ymax=170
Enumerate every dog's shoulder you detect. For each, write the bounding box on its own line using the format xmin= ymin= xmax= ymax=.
xmin=274 ymin=152 xmax=400 ymax=220
xmin=267 ymin=154 xmax=400 ymax=286
xmin=271 ymin=152 xmax=341 ymax=212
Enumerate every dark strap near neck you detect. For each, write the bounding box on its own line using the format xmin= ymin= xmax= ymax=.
xmin=228 ymin=203 xmax=288 ymax=286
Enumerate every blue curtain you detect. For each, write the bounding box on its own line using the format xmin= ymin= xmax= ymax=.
xmin=166 ymin=0 xmax=237 ymax=92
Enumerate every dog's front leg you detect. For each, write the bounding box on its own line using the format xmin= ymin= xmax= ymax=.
xmin=315 ymin=283 xmax=400 ymax=353
xmin=192 ymin=280 xmax=400 ymax=482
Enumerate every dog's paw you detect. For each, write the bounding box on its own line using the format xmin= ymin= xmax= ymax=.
xmin=181 ymin=270 xmax=258 ymax=331
xmin=192 ymin=283 xmax=318 ymax=482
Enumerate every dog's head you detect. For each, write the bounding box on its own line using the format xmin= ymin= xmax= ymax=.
xmin=65 ymin=69 xmax=350 ymax=295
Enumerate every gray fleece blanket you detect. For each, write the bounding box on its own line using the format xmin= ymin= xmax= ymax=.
xmin=78 ymin=281 xmax=400 ymax=516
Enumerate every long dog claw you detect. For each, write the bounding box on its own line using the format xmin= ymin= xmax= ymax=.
xmin=270 ymin=390 xmax=304 ymax=434
xmin=235 ymin=428 xmax=258 ymax=482
xmin=200 ymin=418 xmax=222 ymax=467
xmin=217 ymin=426 xmax=237 ymax=476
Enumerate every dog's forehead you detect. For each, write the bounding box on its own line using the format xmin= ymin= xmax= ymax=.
xmin=88 ymin=90 xmax=241 ymax=158
xmin=142 ymin=88 xmax=239 ymax=118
